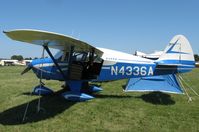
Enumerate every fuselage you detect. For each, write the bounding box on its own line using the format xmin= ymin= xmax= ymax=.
xmin=29 ymin=47 xmax=193 ymax=82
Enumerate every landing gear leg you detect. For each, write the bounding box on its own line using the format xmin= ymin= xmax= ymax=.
xmin=62 ymin=81 xmax=94 ymax=101
xmin=32 ymin=83 xmax=54 ymax=95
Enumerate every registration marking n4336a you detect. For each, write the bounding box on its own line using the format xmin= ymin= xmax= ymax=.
xmin=111 ymin=66 xmax=153 ymax=76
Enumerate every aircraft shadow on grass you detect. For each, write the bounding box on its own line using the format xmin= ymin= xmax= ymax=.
xmin=122 ymin=85 xmax=176 ymax=105
xmin=94 ymin=94 xmax=132 ymax=99
xmin=0 ymin=89 xmax=133 ymax=125
xmin=0 ymin=90 xmax=175 ymax=125
xmin=136 ymin=92 xmax=176 ymax=105
xmin=0 ymin=90 xmax=76 ymax=125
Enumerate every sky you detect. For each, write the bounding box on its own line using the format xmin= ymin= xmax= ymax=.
xmin=0 ymin=0 xmax=198 ymax=58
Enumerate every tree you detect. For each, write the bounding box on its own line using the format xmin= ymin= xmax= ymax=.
xmin=24 ymin=57 xmax=32 ymax=60
xmin=194 ymin=54 xmax=199 ymax=61
xmin=11 ymin=55 xmax=24 ymax=61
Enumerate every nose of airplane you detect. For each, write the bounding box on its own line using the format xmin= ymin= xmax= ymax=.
xmin=21 ymin=62 xmax=33 ymax=75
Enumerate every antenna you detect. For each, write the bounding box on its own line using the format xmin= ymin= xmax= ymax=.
xmin=77 ymin=32 xmax=80 ymax=40
xmin=71 ymin=30 xmax=74 ymax=37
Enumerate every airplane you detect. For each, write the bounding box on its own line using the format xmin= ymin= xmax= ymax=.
xmin=0 ymin=59 xmax=18 ymax=66
xmin=0 ymin=59 xmax=32 ymax=66
xmin=4 ymin=29 xmax=196 ymax=101
xmin=134 ymin=50 xmax=163 ymax=60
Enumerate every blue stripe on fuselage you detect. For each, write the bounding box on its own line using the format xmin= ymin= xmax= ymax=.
xmin=31 ymin=58 xmax=68 ymax=81
xmin=157 ymin=60 xmax=195 ymax=65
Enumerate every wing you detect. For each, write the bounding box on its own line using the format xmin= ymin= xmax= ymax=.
xmin=4 ymin=29 xmax=103 ymax=56
xmin=124 ymin=74 xmax=183 ymax=94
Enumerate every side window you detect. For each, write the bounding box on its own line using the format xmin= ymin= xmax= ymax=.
xmin=94 ymin=54 xmax=103 ymax=63
xmin=73 ymin=52 xmax=88 ymax=62
xmin=54 ymin=51 xmax=69 ymax=62
xmin=54 ymin=51 xmax=63 ymax=61
xmin=61 ymin=52 xmax=69 ymax=62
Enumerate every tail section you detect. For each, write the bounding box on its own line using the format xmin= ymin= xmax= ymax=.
xmin=125 ymin=35 xmax=195 ymax=94
xmin=156 ymin=35 xmax=195 ymax=72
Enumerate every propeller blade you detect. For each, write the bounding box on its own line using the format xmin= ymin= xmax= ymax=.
xmin=21 ymin=66 xmax=32 ymax=75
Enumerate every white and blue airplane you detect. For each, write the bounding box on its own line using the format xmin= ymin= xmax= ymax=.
xmin=4 ymin=29 xmax=195 ymax=101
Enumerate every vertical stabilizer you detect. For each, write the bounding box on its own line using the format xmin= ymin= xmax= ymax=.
xmin=157 ymin=35 xmax=195 ymax=66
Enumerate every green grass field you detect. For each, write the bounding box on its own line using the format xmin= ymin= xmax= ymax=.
xmin=0 ymin=66 xmax=198 ymax=132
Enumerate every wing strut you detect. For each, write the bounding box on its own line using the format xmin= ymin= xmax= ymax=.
xmin=43 ymin=45 xmax=67 ymax=80
xmin=67 ymin=46 xmax=74 ymax=78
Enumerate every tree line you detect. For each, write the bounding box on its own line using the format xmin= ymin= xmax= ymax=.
xmin=11 ymin=55 xmax=34 ymax=61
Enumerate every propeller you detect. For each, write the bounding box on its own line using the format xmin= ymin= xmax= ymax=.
xmin=21 ymin=64 xmax=32 ymax=75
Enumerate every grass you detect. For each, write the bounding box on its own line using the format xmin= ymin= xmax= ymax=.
xmin=0 ymin=66 xmax=198 ymax=132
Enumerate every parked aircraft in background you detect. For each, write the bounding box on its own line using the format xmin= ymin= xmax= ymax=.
xmin=0 ymin=59 xmax=32 ymax=66
xmin=4 ymin=29 xmax=195 ymax=101
xmin=135 ymin=51 xmax=163 ymax=60
xmin=0 ymin=59 xmax=18 ymax=66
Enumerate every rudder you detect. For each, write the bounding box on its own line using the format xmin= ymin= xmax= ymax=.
xmin=156 ymin=35 xmax=195 ymax=72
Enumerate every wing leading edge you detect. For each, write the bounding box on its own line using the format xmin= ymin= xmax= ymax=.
xmin=4 ymin=29 xmax=103 ymax=57
xmin=125 ymin=74 xmax=183 ymax=94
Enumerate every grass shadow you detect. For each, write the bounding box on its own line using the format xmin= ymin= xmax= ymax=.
xmin=137 ymin=92 xmax=175 ymax=105
xmin=0 ymin=88 xmax=132 ymax=126
xmin=94 ymin=94 xmax=132 ymax=99
xmin=0 ymin=90 xmax=76 ymax=125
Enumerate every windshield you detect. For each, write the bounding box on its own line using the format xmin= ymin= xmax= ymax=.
xmin=54 ymin=51 xmax=63 ymax=59
xmin=54 ymin=51 xmax=69 ymax=62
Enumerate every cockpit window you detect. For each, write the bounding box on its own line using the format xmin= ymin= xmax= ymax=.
xmin=61 ymin=52 xmax=69 ymax=62
xmin=94 ymin=54 xmax=102 ymax=63
xmin=73 ymin=52 xmax=88 ymax=62
xmin=72 ymin=52 xmax=102 ymax=63
xmin=54 ymin=51 xmax=63 ymax=59
xmin=54 ymin=51 xmax=102 ymax=63
xmin=54 ymin=51 xmax=69 ymax=62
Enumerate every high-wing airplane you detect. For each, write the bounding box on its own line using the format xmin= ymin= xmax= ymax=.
xmin=4 ymin=29 xmax=195 ymax=101
xmin=135 ymin=50 xmax=164 ymax=60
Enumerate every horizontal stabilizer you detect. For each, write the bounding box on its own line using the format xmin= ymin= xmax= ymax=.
xmin=125 ymin=74 xmax=183 ymax=94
